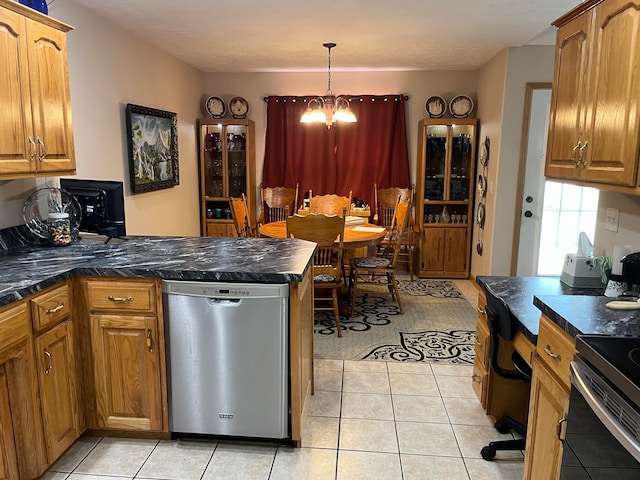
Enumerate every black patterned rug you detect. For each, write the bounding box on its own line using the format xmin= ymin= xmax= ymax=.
xmin=314 ymin=280 xmax=476 ymax=364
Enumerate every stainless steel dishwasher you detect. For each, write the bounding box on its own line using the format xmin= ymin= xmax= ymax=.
xmin=162 ymin=280 xmax=289 ymax=439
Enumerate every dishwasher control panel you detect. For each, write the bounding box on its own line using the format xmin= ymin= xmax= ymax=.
xmin=162 ymin=280 xmax=289 ymax=299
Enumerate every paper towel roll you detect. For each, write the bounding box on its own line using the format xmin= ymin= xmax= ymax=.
xmin=612 ymin=244 xmax=634 ymax=275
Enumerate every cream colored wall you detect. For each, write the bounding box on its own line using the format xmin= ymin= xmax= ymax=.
xmin=593 ymin=191 xmax=640 ymax=259
xmin=471 ymin=50 xmax=507 ymax=278
xmin=0 ymin=0 xmax=205 ymax=235
xmin=470 ymin=46 xmax=555 ymax=278
xmin=204 ymin=71 xmax=479 ymax=203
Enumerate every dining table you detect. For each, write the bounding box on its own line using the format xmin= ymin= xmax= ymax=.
xmin=258 ymin=220 xmax=387 ymax=249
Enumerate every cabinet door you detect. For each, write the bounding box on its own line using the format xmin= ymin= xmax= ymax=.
xmin=34 ymin=320 xmax=81 ymax=462
xmin=90 ymin=314 xmax=163 ymax=431
xmin=0 ymin=8 xmax=35 ymax=175
xmin=443 ymin=228 xmax=467 ymax=272
xmin=545 ymin=13 xmax=591 ymax=180
xmin=581 ymin=0 xmax=640 ymax=186
xmin=523 ymin=357 xmax=569 ymax=480
xmin=0 ymin=365 xmax=20 ymax=480
xmin=205 ymin=221 xmax=235 ymax=237
xmin=26 ymin=18 xmax=75 ymax=173
xmin=421 ymin=227 xmax=445 ymax=271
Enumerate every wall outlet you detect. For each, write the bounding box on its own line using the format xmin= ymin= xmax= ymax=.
xmin=605 ymin=208 xmax=619 ymax=232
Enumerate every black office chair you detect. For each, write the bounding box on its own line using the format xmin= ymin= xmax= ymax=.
xmin=480 ymin=287 xmax=532 ymax=461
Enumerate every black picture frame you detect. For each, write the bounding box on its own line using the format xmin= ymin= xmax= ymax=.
xmin=125 ymin=103 xmax=179 ymax=194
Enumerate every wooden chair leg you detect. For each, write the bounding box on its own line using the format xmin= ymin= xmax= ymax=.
xmin=407 ymin=246 xmax=414 ymax=281
xmin=332 ymin=288 xmax=342 ymax=337
xmin=350 ymin=270 xmax=359 ymax=316
xmin=389 ymin=272 xmax=404 ymax=314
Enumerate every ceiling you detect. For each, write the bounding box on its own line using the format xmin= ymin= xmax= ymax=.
xmin=70 ymin=0 xmax=582 ymax=73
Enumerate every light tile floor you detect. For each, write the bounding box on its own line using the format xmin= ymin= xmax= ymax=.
xmin=42 ymin=281 xmax=524 ymax=480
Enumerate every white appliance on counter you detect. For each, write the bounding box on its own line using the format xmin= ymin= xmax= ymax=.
xmin=560 ymin=254 xmax=604 ymax=288
xmin=162 ymin=280 xmax=289 ymax=440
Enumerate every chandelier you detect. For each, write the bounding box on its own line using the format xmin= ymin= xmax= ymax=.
xmin=300 ymin=43 xmax=357 ymax=128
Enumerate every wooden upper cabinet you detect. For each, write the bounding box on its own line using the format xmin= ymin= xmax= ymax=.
xmin=546 ymin=0 xmax=640 ymax=189
xmin=0 ymin=0 xmax=75 ymax=178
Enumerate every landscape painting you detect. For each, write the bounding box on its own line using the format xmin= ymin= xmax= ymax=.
xmin=126 ymin=104 xmax=179 ymax=193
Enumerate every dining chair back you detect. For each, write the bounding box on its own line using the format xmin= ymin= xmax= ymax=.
xmin=260 ymin=183 xmax=299 ymax=224
xmin=308 ymin=190 xmax=352 ymax=217
xmin=230 ymin=194 xmax=255 ymax=237
xmin=349 ymin=197 xmax=410 ymax=315
xmin=374 ymin=184 xmax=417 ymax=280
xmin=286 ymin=208 xmax=347 ymax=336
xmin=374 ymin=184 xmax=413 ymax=227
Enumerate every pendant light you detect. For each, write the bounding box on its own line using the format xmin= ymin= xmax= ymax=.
xmin=300 ymin=43 xmax=356 ymax=128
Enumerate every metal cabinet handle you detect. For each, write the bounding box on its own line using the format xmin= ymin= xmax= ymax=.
xmin=37 ymin=137 xmax=46 ymax=161
xmin=476 ymin=307 xmax=485 ymax=314
xmin=28 ymin=137 xmax=37 ymax=162
xmin=544 ymin=344 xmax=562 ymax=361
xmin=472 ymin=374 xmax=482 ymax=384
xmin=44 ymin=349 xmax=53 ymax=375
xmin=475 ymin=339 xmax=483 ymax=346
xmin=577 ymin=141 xmax=589 ymax=168
xmin=45 ymin=302 xmax=64 ymax=314
xmin=557 ymin=416 xmax=567 ymax=440
xmin=147 ymin=328 xmax=153 ymax=352
xmin=107 ymin=295 xmax=134 ymax=303
xmin=572 ymin=142 xmax=582 ymax=167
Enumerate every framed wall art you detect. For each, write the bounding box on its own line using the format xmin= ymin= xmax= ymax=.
xmin=126 ymin=103 xmax=179 ymax=194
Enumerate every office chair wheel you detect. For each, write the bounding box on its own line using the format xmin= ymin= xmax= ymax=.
xmin=494 ymin=418 xmax=511 ymax=434
xmin=481 ymin=444 xmax=497 ymax=461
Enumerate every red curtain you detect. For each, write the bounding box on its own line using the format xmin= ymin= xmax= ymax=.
xmin=262 ymin=95 xmax=410 ymax=209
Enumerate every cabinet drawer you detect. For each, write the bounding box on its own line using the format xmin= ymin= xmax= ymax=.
xmin=31 ymin=284 xmax=71 ymax=333
xmin=472 ymin=361 xmax=488 ymax=406
xmin=536 ymin=315 xmax=575 ymax=388
xmin=0 ymin=303 xmax=30 ymax=360
xmin=86 ymin=280 xmax=157 ymax=314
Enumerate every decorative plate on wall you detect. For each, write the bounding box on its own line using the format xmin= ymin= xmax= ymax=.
xmin=228 ymin=96 xmax=249 ymax=119
xmin=425 ymin=96 xmax=447 ymax=118
xmin=205 ymin=96 xmax=226 ymax=118
xmin=479 ymin=136 xmax=490 ymax=166
xmin=449 ymin=95 xmax=474 ymax=118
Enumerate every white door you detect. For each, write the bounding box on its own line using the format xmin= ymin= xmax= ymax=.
xmin=516 ymin=88 xmax=551 ymax=276
xmin=515 ymin=87 xmax=599 ymax=276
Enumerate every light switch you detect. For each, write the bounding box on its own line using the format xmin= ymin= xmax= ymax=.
xmin=605 ymin=208 xmax=619 ymax=232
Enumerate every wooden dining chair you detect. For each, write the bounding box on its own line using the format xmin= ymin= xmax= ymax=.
xmin=374 ymin=184 xmax=417 ymax=280
xmin=259 ymin=183 xmax=299 ymax=224
xmin=350 ymin=198 xmax=410 ymax=315
xmin=229 ymin=194 xmax=256 ymax=237
xmin=286 ymin=208 xmax=347 ymax=337
xmin=308 ymin=190 xmax=352 ymax=217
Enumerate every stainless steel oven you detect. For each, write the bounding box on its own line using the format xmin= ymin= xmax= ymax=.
xmin=560 ymin=335 xmax=640 ymax=478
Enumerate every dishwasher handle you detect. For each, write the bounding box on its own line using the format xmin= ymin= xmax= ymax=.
xmin=207 ymin=298 xmax=242 ymax=306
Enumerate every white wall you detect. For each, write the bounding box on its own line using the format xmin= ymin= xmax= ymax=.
xmin=594 ymin=191 xmax=640 ymax=259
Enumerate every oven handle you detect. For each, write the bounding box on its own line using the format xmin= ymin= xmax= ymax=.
xmin=570 ymin=360 xmax=640 ymax=462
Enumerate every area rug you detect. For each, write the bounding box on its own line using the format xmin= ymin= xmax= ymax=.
xmin=314 ymin=280 xmax=476 ymax=364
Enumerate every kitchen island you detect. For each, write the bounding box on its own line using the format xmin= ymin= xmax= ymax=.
xmin=0 ymin=235 xmax=316 ymax=479
xmin=474 ymin=276 xmax=640 ymax=479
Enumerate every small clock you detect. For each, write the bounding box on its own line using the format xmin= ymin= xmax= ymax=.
xmin=228 ymin=96 xmax=249 ymax=119
xmin=205 ymin=96 xmax=226 ymax=118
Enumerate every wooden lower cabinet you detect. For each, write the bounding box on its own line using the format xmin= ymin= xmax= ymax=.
xmin=523 ymin=356 xmax=569 ymax=480
xmin=420 ymin=227 xmax=468 ymax=277
xmin=0 ymin=365 xmax=19 ymax=480
xmin=90 ymin=314 xmax=163 ymax=431
xmin=79 ymin=277 xmax=167 ymax=433
xmin=34 ymin=319 xmax=81 ymax=462
xmin=523 ymin=314 xmax=574 ymax=480
xmin=205 ymin=221 xmax=236 ymax=237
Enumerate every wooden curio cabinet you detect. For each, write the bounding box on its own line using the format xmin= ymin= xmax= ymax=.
xmin=415 ymin=118 xmax=476 ymax=278
xmin=198 ymin=119 xmax=256 ymax=237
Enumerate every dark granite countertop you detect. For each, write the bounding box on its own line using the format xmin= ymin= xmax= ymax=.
xmin=533 ymin=294 xmax=640 ymax=339
xmin=476 ymin=276 xmax=605 ymax=343
xmin=0 ymin=235 xmax=316 ymax=307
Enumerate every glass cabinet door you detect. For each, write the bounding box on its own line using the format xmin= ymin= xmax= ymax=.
xmin=226 ymin=125 xmax=247 ymax=198
xmin=203 ymin=124 xmax=224 ymax=197
xmin=424 ymin=125 xmax=447 ymax=200
xmin=450 ymin=125 xmax=473 ymax=201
